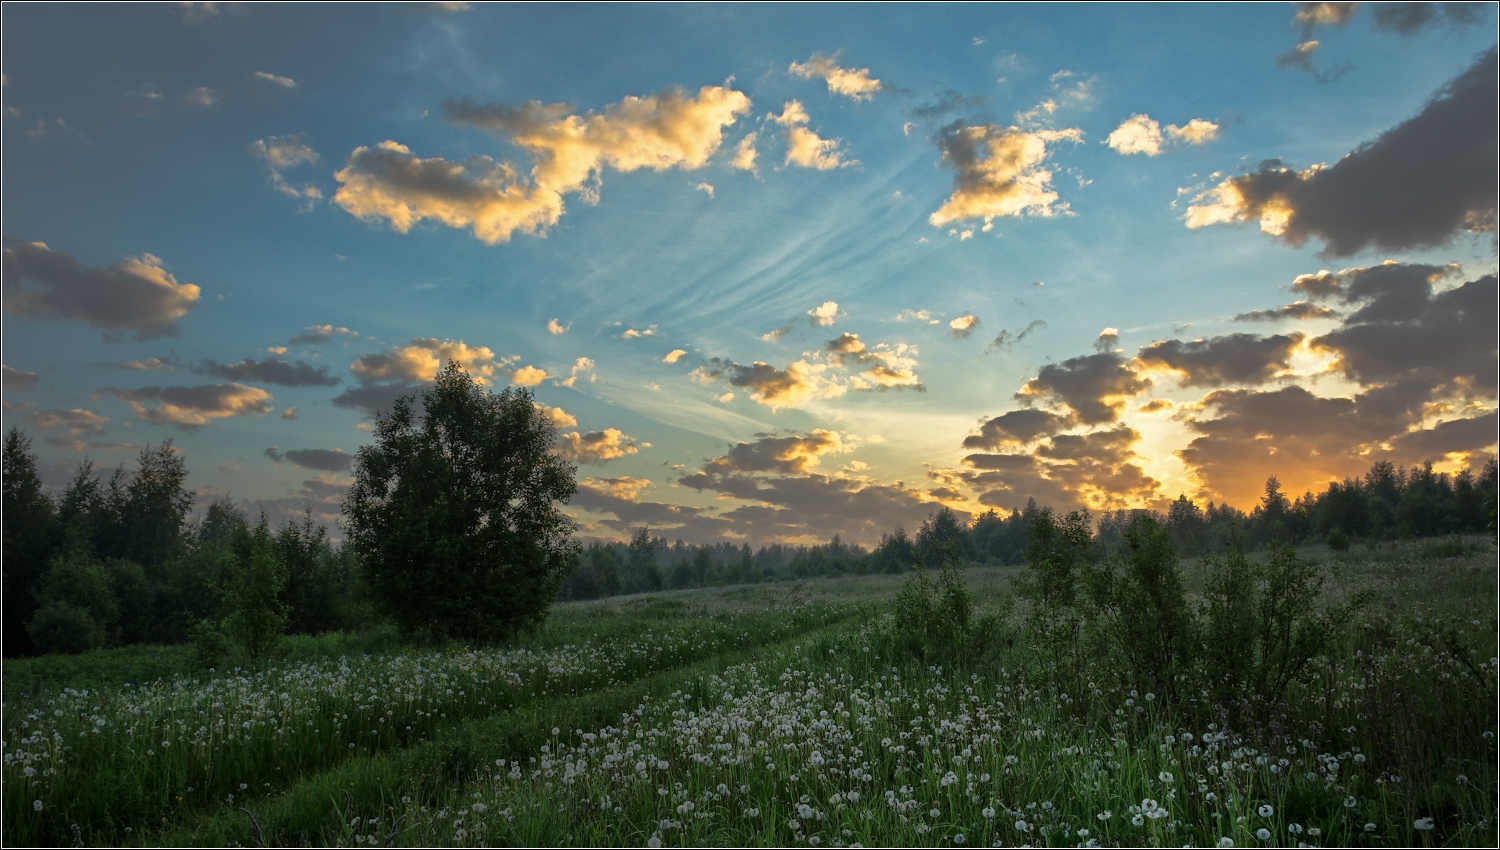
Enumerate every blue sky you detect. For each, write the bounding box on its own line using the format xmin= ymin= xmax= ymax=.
xmin=4 ymin=2 xmax=1496 ymax=544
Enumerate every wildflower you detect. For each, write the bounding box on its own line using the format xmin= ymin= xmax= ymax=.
xmin=1097 ymin=810 xmax=1113 ymax=821
xmin=931 ymin=808 xmax=941 ymax=819
xmin=1352 ymin=753 xmax=1365 ymax=763
xmin=648 ymin=835 xmax=662 ymax=848
xmin=1287 ymin=823 xmax=1303 ymax=834
xmin=1014 ymin=819 xmax=1029 ymax=832
xmin=1257 ymin=804 xmax=1274 ymax=818
xmin=1218 ymin=840 xmax=1234 ymax=848
xmin=1363 ymin=823 xmax=1376 ymax=832
xmin=954 ymin=834 xmax=966 ymax=844
xmin=1457 ymin=775 xmax=1469 ymax=785
xmin=1144 ymin=692 xmax=1155 ymax=701
xmin=1132 ymin=814 xmax=1145 ymax=826
xmin=1307 ymin=827 xmax=1321 ymax=837
xmin=847 ymin=791 xmax=860 ymax=803
xmin=982 ymin=808 xmax=995 ymax=819
xmin=33 ymin=800 xmax=43 ymax=812
xmin=1159 ymin=771 xmax=1174 ymax=784
xmin=1255 ymin=828 xmax=1271 ymax=840
xmin=1414 ymin=818 xmax=1435 ymax=831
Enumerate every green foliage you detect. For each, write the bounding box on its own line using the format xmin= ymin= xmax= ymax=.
xmin=1081 ymin=514 xmax=1196 ymax=699
xmin=888 ymin=559 xmax=1002 ymax=664
xmin=221 ymin=518 xmax=288 ymax=661
xmin=1014 ymin=507 xmax=1093 ymax=680
xmin=344 ymin=361 xmax=579 ymax=642
xmin=1325 ymin=525 xmax=1351 ymax=551
xmin=4 ymin=427 xmax=58 ymax=655
xmin=27 ymin=551 xmax=116 ymax=655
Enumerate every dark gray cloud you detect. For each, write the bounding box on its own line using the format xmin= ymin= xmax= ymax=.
xmin=1190 ymin=48 xmax=1497 ymax=257
xmin=198 ymin=357 xmax=341 ymax=387
xmin=3 ymin=365 xmax=38 ymax=391
xmin=280 ymin=448 xmax=353 ymax=472
xmin=960 ymin=425 xmax=1161 ymax=514
xmin=1389 ymin=410 xmax=1498 ymax=461
xmin=695 ymin=430 xmax=847 ymax=476
xmin=962 ymin=409 xmax=1074 ymax=450
xmin=331 ymin=381 xmax=421 ymax=418
xmin=103 ymin=383 xmax=273 ymax=429
xmin=1233 ymin=301 xmax=1339 ymax=322
xmin=985 ymin=319 xmax=1047 ymax=354
xmin=2 ymin=235 xmax=201 ymax=339
xmin=1136 ymin=332 xmax=1304 ymax=387
xmin=1016 ymin=344 xmax=1151 ymax=425
xmin=907 ymin=90 xmax=991 ymax=121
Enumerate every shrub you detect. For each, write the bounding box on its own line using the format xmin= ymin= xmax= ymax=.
xmin=1326 ymin=525 xmax=1351 ymax=551
xmin=1014 ymin=508 xmax=1093 ymax=681
xmin=889 ymin=559 xmax=1001 ymax=664
xmin=27 ymin=602 xmax=105 ymax=655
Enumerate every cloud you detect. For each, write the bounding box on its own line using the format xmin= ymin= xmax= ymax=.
xmin=663 ymin=349 xmax=688 ymax=364
xmin=949 ymin=314 xmax=980 ymax=337
xmin=620 ymin=326 xmax=659 ymax=339
xmin=696 ymin=429 xmax=851 ymax=476
xmin=289 ymin=324 xmax=359 ymax=345
xmin=962 ymin=408 xmax=1075 ymax=450
xmin=788 ymin=52 xmax=887 ymax=101
xmin=535 ymin=402 xmax=577 ymax=429
xmin=761 ymin=323 xmax=796 ymax=342
xmin=772 ymin=101 xmax=851 ymax=170
xmin=511 ymin=365 xmax=548 ymax=386
xmin=908 ymin=90 xmax=991 ymax=122
xmin=178 ymin=2 xmax=243 ymax=25
xmin=928 ymin=121 xmax=1082 ymax=227
xmin=695 ymin=182 xmax=714 ymax=198
xmin=807 ymin=300 xmax=842 ymax=327
xmin=3 ymin=235 xmax=201 ymax=339
xmin=98 ymin=356 xmax=175 ymax=372
xmin=104 ymin=383 xmax=273 ymax=428
xmin=124 ymin=85 xmax=166 ymax=117
xmin=985 ymin=319 xmax=1047 ymax=353
xmin=337 ymin=84 xmax=751 ymax=244
xmin=570 ymin=476 xmax=733 ymax=540
xmin=546 ymin=317 xmax=570 ymax=335
xmin=1294 ymin=2 xmax=1359 ymax=34
xmin=1185 ymin=48 xmax=1497 ymax=256
xmin=26 ymin=408 xmax=110 ymax=437
xmin=4 ymin=365 xmax=38 ymax=391
xmin=730 ymin=133 xmax=758 ymax=173
xmin=349 ymin=337 xmax=508 ymax=385
xmin=556 ymin=357 xmax=595 ymax=388
xmin=1136 ymin=332 xmax=1304 ymax=387
xmin=197 ymin=357 xmax=341 ymax=387
xmin=249 ymin=134 xmax=322 ymax=207
xmin=897 ymin=309 xmax=941 ymax=325
xmin=1016 ymin=334 xmax=1151 ymax=424
xmin=826 ymin=332 xmax=866 ymax=365
xmin=1372 ymin=2 xmax=1487 ymax=34
xmin=557 ymin=428 xmax=640 ymax=465
xmin=252 ymin=71 xmax=298 ymax=89
xmin=1106 ymin=114 xmax=1220 ymax=155
xmin=694 ymin=358 xmax=845 ymax=411
xmin=241 ymin=472 xmax=350 ymax=533
xmin=266 ymin=446 xmax=352 ymax=472
xmin=822 ymin=333 xmax=923 ymax=391
xmin=180 ymin=86 xmax=219 ymax=109
xmin=1304 ymin=266 xmax=1496 ymax=394
xmin=1233 ymin=301 xmax=1340 ymax=322
xmin=281 ymin=407 xmax=298 ymax=420
xmin=960 ymin=424 xmax=1163 ymax=514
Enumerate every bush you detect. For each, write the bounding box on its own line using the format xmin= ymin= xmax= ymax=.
xmin=221 ymin=519 xmax=287 ymax=661
xmin=1326 ymin=526 xmax=1351 ymax=551
xmin=27 ymin=602 xmax=105 ymax=655
xmin=1014 ymin=508 xmax=1092 ymax=681
xmin=888 ymin=560 xmax=1001 ymax=664
xmin=27 ymin=550 xmax=117 ymax=654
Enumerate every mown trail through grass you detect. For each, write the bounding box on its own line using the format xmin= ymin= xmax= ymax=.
xmin=4 ymin=591 xmax=861 ymax=846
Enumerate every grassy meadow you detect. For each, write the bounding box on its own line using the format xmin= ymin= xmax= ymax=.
xmin=4 ymin=538 xmax=1495 ymax=848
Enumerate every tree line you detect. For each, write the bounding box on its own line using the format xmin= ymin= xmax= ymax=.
xmin=5 ymin=381 xmax=1496 ymax=652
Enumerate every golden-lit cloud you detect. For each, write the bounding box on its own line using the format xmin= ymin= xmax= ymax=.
xmin=1106 ymin=114 xmax=1219 ymax=155
xmin=1135 ymin=332 xmax=1304 ymax=387
xmin=26 ymin=408 xmax=109 ymax=437
xmin=772 ymin=101 xmax=850 ymax=170
xmin=1185 ymin=49 xmax=1496 ymax=256
xmin=556 ymin=357 xmax=595 ymax=388
xmin=697 ymin=429 xmax=851 ymax=476
xmin=949 ymin=313 xmax=979 ymax=337
xmin=511 ymin=365 xmax=548 ymax=386
xmin=535 ymin=401 xmax=577 ymax=429
xmin=3 ymin=236 xmax=201 ymax=339
xmin=350 ymin=337 xmax=509 ymax=385
xmin=807 ymin=300 xmax=842 ymax=326
xmin=104 ymin=383 xmax=273 ymax=428
xmin=1016 ymin=332 xmax=1151 ymax=424
xmin=557 ymin=427 xmax=640 ymax=465
xmin=289 ymin=324 xmax=361 ymax=344
xmin=1294 ymin=2 xmax=1359 ymax=32
xmin=960 ymin=423 xmax=1163 ymax=514
xmin=335 ymin=84 xmax=753 ymax=244
xmin=788 ymin=52 xmax=887 ymax=101
xmin=663 ymin=349 xmax=688 ymax=364
xmin=929 ymin=123 xmax=1081 ymax=227
xmin=694 ymin=358 xmax=845 ymax=411
xmin=547 ymin=317 xmax=570 ymax=335
xmin=730 ymin=133 xmax=758 ymax=172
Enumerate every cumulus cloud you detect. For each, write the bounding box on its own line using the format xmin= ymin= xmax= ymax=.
xmin=1185 ymin=48 xmax=1497 ymax=256
xmin=241 ymin=472 xmax=350 ymax=532
xmin=557 ymin=428 xmax=640 ymax=465
xmin=960 ymin=423 xmax=1163 ymax=514
xmin=556 ymin=357 xmax=595 ymax=388
xmin=1016 ymin=334 xmax=1151 ymax=424
xmin=180 ymin=86 xmax=219 ymax=109
xmin=663 ymin=349 xmax=688 ymax=364
xmin=3 ymin=235 xmax=201 ymax=339
xmin=4 ymin=364 xmax=39 ymax=391
xmin=334 ymin=84 xmax=752 ymax=244
xmin=334 ymin=337 xmax=511 ymax=416
xmin=26 ymin=408 xmax=110 ymax=437
xmin=928 ymin=121 xmax=1082 ymax=227
xmin=98 ymin=356 xmax=175 ymax=372
xmin=249 ymin=134 xmax=322 ymax=207
xmin=1294 ymin=1 xmax=1360 ymax=34
xmin=252 ymin=71 xmax=298 ymax=89
xmin=772 ymin=101 xmax=851 ymax=170
xmin=949 ymin=314 xmax=980 ymax=337
xmin=788 ymin=52 xmax=887 ymax=101
xmin=547 ymin=318 xmax=570 ymax=335
xmin=962 ymin=408 xmax=1075 ymax=450
xmin=1234 ymin=301 xmax=1340 ymax=322
xmin=620 ymin=326 xmax=659 ymax=339
xmin=694 ymin=358 xmax=845 ymax=411
xmin=104 ymin=383 xmax=273 ymax=428
xmin=807 ymin=300 xmax=842 ymax=327
xmin=730 ymin=133 xmax=758 ymax=173
xmin=897 ymin=309 xmax=941 ymax=325
xmin=695 ymin=182 xmax=714 ymax=198
xmin=1106 ymin=114 xmax=1220 ymax=155
xmin=1136 ymin=332 xmax=1304 ymax=387
xmin=822 ymin=333 xmax=923 ymax=391
xmin=511 ymin=365 xmax=547 ymax=386
xmin=761 ymin=323 xmax=796 ymax=342
xmin=696 ymin=430 xmax=851 ymax=477
xmin=535 ymin=402 xmax=577 ymax=429
xmin=197 ymin=357 xmax=341 ymax=387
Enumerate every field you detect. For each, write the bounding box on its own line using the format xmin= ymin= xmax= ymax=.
xmin=4 ymin=539 xmax=1495 ymax=848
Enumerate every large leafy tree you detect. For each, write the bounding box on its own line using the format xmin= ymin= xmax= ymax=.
xmin=344 ymin=361 xmax=578 ymax=642
xmin=4 ymin=428 xmax=58 ymax=655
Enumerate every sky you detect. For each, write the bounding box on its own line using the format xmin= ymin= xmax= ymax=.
xmin=3 ymin=1 xmax=1496 ymax=546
